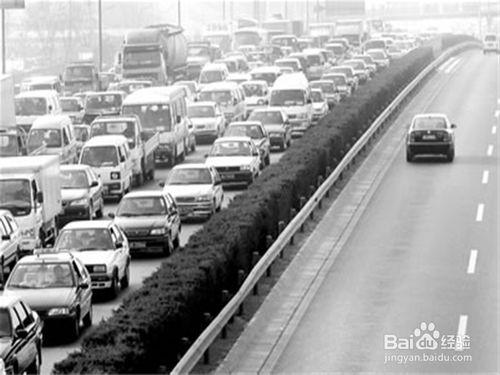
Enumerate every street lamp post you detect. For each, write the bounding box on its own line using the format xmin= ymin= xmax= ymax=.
xmin=98 ymin=0 xmax=102 ymax=72
xmin=177 ymin=0 xmax=181 ymax=26
xmin=1 ymin=9 xmax=5 ymax=74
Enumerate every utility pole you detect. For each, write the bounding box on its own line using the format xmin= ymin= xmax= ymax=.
xmin=177 ymin=0 xmax=181 ymax=26
xmin=1 ymin=9 xmax=5 ymax=74
xmin=98 ymin=0 xmax=102 ymax=71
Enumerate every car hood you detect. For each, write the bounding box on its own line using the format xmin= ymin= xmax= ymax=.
xmin=61 ymin=188 xmax=89 ymax=202
xmin=263 ymin=124 xmax=285 ymax=133
xmin=16 ymin=116 xmax=39 ymax=126
xmin=163 ymin=184 xmax=213 ymax=198
xmin=191 ymin=117 xmax=217 ymax=126
xmin=71 ymin=250 xmax=116 ymax=266
xmin=313 ymin=102 xmax=326 ymax=110
xmin=274 ymin=106 xmax=308 ymax=116
xmin=3 ymin=288 xmax=75 ymax=310
xmin=206 ymin=156 xmax=255 ymax=167
xmin=114 ymin=215 xmax=165 ymax=230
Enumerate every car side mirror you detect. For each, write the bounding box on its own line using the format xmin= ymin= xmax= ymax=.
xmin=120 ymin=156 xmax=126 ymax=163
xmin=108 ymin=212 xmax=115 ymax=219
xmin=176 ymin=115 xmax=182 ymax=123
xmin=204 ymin=154 xmax=209 ymax=158
xmin=36 ymin=192 xmax=44 ymax=203
xmin=15 ymin=327 xmax=28 ymax=339
xmin=214 ymin=179 xmax=222 ymax=186
xmin=159 ymin=182 xmax=165 ymax=187
xmin=115 ymin=241 xmax=123 ymax=249
xmin=90 ymin=181 xmax=98 ymax=187
xmin=79 ymin=282 xmax=89 ymax=290
xmin=1 ymin=235 xmax=10 ymax=241
xmin=307 ymin=99 xmax=312 ymax=104
xmin=252 ymin=151 xmax=259 ymax=156
xmin=451 ymin=124 xmax=457 ymax=129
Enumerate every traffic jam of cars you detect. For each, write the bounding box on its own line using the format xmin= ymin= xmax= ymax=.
xmin=0 ymin=15 xmax=424 ymax=369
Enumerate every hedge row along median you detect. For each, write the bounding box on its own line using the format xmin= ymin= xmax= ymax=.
xmin=54 ymin=35 xmax=475 ymax=374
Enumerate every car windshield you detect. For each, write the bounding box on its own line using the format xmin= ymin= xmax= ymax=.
xmin=60 ymin=170 xmax=89 ymax=189
xmin=55 ymin=228 xmax=114 ymax=251
xmin=366 ymin=40 xmax=385 ymax=49
xmin=0 ymin=179 xmax=32 ymax=216
xmin=116 ymin=196 xmax=167 ymax=216
xmin=199 ymin=90 xmax=232 ymax=105
xmin=306 ymin=55 xmax=321 ymax=66
xmin=311 ymin=82 xmax=334 ymax=93
xmin=210 ymin=141 xmax=253 ymax=157
xmin=311 ymin=91 xmax=323 ymax=102
xmin=251 ymin=73 xmax=277 ymax=86
xmin=74 ymin=127 xmax=89 ymax=142
xmin=276 ymin=61 xmax=299 ymax=71
xmin=8 ymin=263 xmax=75 ymax=289
xmin=123 ymin=104 xmax=171 ymax=131
xmin=123 ymin=50 xmax=161 ymax=69
xmin=61 ymin=99 xmax=81 ymax=112
xmin=270 ymin=90 xmax=305 ymax=106
xmin=188 ymin=105 xmax=215 ymax=118
xmin=485 ymin=35 xmax=497 ymax=42
xmin=27 ymin=128 xmax=61 ymax=150
xmin=15 ymin=97 xmax=47 ymax=116
xmin=0 ymin=134 xmax=18 ymax=156
xmin=327 ymin=45 xmax=344 ymax=54
xmin=413 ymin=117 xmax=447 ymax=130
xmin=345 ymin=61 xmax=364 ymax=69
xmin=329 ymin=67 xmax=352 ymax=78
xmin=248 ymin=111 xmax=283 ymax=125
xmin=65 ymin=66 xmax=93 ymax=81
xmin=0 ymin=309 xmax=11 ymax=337
xmin=226 ymin=124 xmax=264 ymax=139
xmin=242 ymin=83 xmax=265 ymax=97
xmin=199 ymin=70 xmax=224 ymax=84
xmin=91 ymin=121 xmax=136 ymax=148
xmin=167 ymin=168 xmax=212 ymax=185
xmin=80 ymin=146 xmax=118 ymax=167
xmin=86 ymin=94 xmax=122 ymax=110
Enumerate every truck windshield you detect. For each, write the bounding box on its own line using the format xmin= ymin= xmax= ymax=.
xmin=0 ymin=179 xmax=32 ymax=216
xmin=86 ymin=95 xmax=122 ymax=110
xmin=0 ymin=134 xmax=18 ymax=156
xmin=123 ymin=104 xmax=172 ymax=132
xmin=80 ymin=146 xmax=119 ymax=167
xmin=270 ymin=90 xmax=305 ymax=106
xmin=27 ymin=129 xmax=61 ymax=151
xmin=15 ymin=97 xmax=47 ymax=116
xmin=199 ymin=70 xmax=224 ymax=84
xmin=91 ymin=121 xmax=136 ymax=149
xmin=123 ymin=50 xmax=161 ymax=69
xmin=234 ymin=32 xmax=260 ymax=47
xmin=65 ymin=66 xmax=93 ymax=81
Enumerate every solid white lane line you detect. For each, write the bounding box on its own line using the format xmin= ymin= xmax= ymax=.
xmin=492 ymin=126 xmax=497 ymax=135
xmin=487 ymin=144 xmax=494 ymax=156
xmin=455 ymin=315 xmax=468 ymax=351
xmin=482 ymin=170 xmax=489 ymax=184
xmin=467 ymin=250 xmax=478 ymax=274
xmin=437 ymin=57 xmax=456 ymax=72
xmin=444 ymin=58 xmax=461 ymax=74
xmin=476 ymin=203 xmax=484 ymax=222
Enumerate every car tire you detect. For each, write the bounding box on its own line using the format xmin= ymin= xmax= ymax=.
xmin=265 ymin=153 xmax=270 ymax=166
xmin=26 ymin=350 xmax=41 ymax=375
xmin=83 ymin=305 xmax=93 ymax=328
xmin=173 ymin=233 xmax=180 ymax=250
xmin=191 ymin=140 xmax=196 ymax=152
xmin=162 ymin=236 xmax=173 ymax=256
xmin=120 ymin=263 xmax=130 ymax=289
xmin=135 ymin=172 xmax=144 ymax=187
xmin=96 ymin=201 xmax=104 ymax=218
xmin=446 ymin=148 xmax=455 ymax=162
xmin=69 ymin=313 xmax=80 ymax=341
xmin=279 ymin=141 xmax=286 ymax=152
xmin=406 ymin=149 xmax=414 ymax=162
xmin=109 ymin=271 xmax=120 ymax=298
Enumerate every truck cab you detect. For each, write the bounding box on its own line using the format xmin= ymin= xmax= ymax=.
xmin=62 ymin=61 xmax=100 ymax=95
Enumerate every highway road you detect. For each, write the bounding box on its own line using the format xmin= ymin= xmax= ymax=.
xmin=41 ymin=143 xmax=286 ymax=373
xmin=219 ymin=50 xmax=499 ymax=373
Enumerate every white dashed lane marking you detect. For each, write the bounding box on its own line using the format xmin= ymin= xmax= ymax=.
xmin=487 ymin=144 xmax=494 ymax=156
xmin=482 ymin=170 xmax=489 ymax=184
xmin=492 ymin=126 xmax=497 ymax=135
xmin=475 ymin=203 xmax=484 ymax=222
xmin=455 ymin=315 xmax=468 ymax=351
xmin=467 ymin=250 xmax=478 ymax=274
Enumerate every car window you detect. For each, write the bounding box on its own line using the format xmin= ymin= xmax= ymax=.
xmin=13 ymin=303 xmax=28 ymax=328
xmin=0 ymin=309 xmax=12 ymax=337
xmin=9 ymin=308 xmax=21 ymax=332
xmin=76 ymin=259 xmax=90 ymax=279
xmin=72 ymin=260 xmax=83 ymax=281
xmin=112 ymin=225 xmax=125 ymax=244
xmin=19 ymin=302 xmax=34 ymax=326
xmin=62 ymin=128 xmax=70 ymax=146
xmin=0 ymin=219 xmax=8 ymax=237
xmin=4 ymin=215 xmax=18 ymax=232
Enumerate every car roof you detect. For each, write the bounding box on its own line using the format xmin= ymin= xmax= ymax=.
xmin=0 ymin=295 xmax=21 ymax=308
xmin=31 ymin=115 xmax=72 ymax=129
xmin=250 ymin=66 xmax=281 ymax=74
xmin=92 ymin=116 xmax=138 ymax=123
xmin=215 ymin=136 xmax=253 ymax=143
xmin=61 ymin=220 xmax=113 ymax=230
xmin=412 ymin=113 xmax=448 ymax=119
xmin=83 ymin=134 xmax=128 ymax=146
xmin=172 ymin=163 xmax=211 ymax=170
xmin=22 ymin=75 xmax=59 ymax=84
xmin=15 ymin=90 xmax=58 ymax=99
xmin=241 ymin=80 xmax=268 ymax=86
xmin=310 ymin=80 xmax=334 ymax=85
xmin=251 ymin=107 xmax=284 ymax=114
xmin=60 ymin=164 xmax=92 ymax=172
xmin=229 ymin=121 xmax=263 ymax=127
xmin=201 ymin=81 xmax=240 ymax=91
xmin=122 ymin=190 xmax=166 ymax=198
xmin=188 ymin=101 xmax=217 ymax=108
xmin=19 ymin=251 xmax=75 ymax=264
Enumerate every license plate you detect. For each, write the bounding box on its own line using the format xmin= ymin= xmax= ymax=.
xmin=131 ymin=242 xmax=146 ymax=248
xmin=422 ymin=135 xmax=436 ymax=140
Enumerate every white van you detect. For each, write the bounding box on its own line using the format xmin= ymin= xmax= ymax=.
xmin=27 ymin=115 xmax=77 ymax=164
xmin=249 ymin=66 xmax=282 ymax=87
xmin=14 ymin=90 xmax=62 ymax=134
xmin=122 ymin=86 xmax=190 ymax=166
xmin=199 ymin=81 xmax=246 ymax=123
xmin=483 ymin=33 xmax=499 ymax=54
xmin=198 ymin=63 xmax=229 ymax=90
xmin=20 ymin=76 xmax=63 ymax=94
xmin=79 ymin=135 xmax=133 ymax=199
xmin=269 ymin=72 xmax=312 ymax=137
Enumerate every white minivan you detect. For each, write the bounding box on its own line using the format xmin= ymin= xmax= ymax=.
xmin=79 ymin=135 xmax=133 ymax=199
xmin=14 ymin=90 xmax=62 ymax=134
xmin=26 ymin=115 xmax=78 ymax=164
xmin=199 ymin=81 xmax=246 ymax=124
xmin=269 ymin=72 xmax=312 ymax=137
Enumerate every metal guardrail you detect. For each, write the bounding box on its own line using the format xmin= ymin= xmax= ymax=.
xmin=171 ymin=41 xmax=481 ymax=375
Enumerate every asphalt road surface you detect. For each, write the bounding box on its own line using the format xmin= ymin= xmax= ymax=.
xmin=220 ymin=50 xmax=499 ymax=373
xmin=41 ymin=143 xmax=286 ymax=373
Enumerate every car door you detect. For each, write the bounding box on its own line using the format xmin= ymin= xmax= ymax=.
xmin=163 ymin=193 xmax=181 ymax=239
xmin=210 ymin=167 xmax=224 ymax=206
xmin=72 ymin=259 xmax=92 ymax=319
xmin=0 ymin=217 xmax=16 ymax=266
xmin=110 ymin=225 xmax=129 ymax=278
xmin=10 ymin=303 xmax=36 ymax=372
xmin=16 ymin=302 xmax=40 ymax=368
xmin=87 ymin=168 xmax=103 ymax=212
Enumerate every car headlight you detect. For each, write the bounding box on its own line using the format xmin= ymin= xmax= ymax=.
xmin=110 ymin=172 xmax=120 ymax=180
xmin=196 ymin=194 xmax=212 ymax=202
xmin=257 ymin=99 xmax=265 ymax=105
xmin=70 ymin=198 xmax=88 ymax=206
xmin=93 ymin=265 xmax=107 ymax=273
xmin=48 ymin=307 xmax=70 ymax=316
xmin=150 ymin=227 xmax=166 ymax=235
xmin=21 ymin=228 xmax=36 ymax=238
xmin=240 ymin=165 xmax=252 ymax=171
